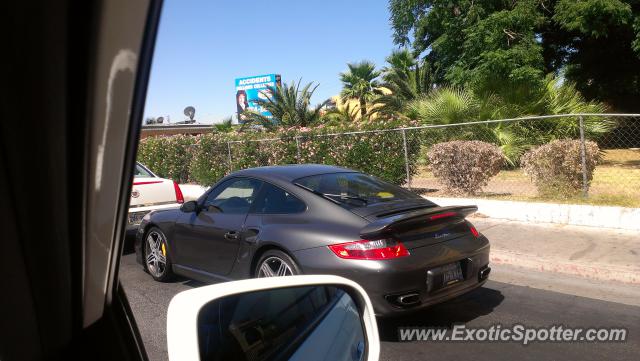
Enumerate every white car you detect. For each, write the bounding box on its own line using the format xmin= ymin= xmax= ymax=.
xmin=128 ymin=162 xmax=184 ymax=231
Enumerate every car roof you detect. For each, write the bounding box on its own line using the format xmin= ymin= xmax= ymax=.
xmin=231 ymin=164 xmax=356 ymax=182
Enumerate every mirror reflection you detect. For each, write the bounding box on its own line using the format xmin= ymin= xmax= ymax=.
xmin=197 ymin=285 xmax=366 ymax=361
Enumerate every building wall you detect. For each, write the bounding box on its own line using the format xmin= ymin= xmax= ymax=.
xmin=140 ymin=125 xmax=212 ymax=139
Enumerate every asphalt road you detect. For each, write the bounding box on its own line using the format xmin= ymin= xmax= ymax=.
xmin=120 ymin=252 xmax=640 ymax=361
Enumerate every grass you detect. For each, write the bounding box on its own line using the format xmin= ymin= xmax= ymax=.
xmin=600 ymin=149 xmax=640 ymax=168
xmin=477 ymin=192 xmax=640 ymax=208
xmin=413 ymin=148 xmax=640 ymax=208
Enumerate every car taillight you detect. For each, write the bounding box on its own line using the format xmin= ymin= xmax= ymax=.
xmin=469 ymin=224 xmax=479 ymax=238
xmin=429 ymin=211 xmax=457 ymax=221
xmin=328 ymin=239 xmax=409 ymax=260
xmin=173 ymin=181 xmax=184 ymax=204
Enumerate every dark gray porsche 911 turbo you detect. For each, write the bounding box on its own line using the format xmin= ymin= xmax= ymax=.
xmin=135 ymin=164 xmax=490 ymax=315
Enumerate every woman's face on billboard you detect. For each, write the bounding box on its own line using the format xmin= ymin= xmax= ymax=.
xmin=238 ymin=93 xmax=246 ymax=104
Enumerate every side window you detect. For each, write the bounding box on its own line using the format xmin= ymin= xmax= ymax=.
xmin=254 ymin=183 xmax=306 ymax=214
xmin=134 ymin=164 xmax=154 ymax=178
xmin=204 ymin=178 xmax=262 ymax=214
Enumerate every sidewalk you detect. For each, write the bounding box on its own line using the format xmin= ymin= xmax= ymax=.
xmin=471 ymin=217 xmax=640 ymax=284
xmin=429 ymin=196 xmax=640 ymax=231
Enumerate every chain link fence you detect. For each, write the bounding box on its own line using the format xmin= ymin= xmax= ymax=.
xmin=225 ymin=114 xmax=640 ymax=207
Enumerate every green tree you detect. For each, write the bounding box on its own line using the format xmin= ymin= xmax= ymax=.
xmin=388 ymin=0 xmax=640 ymax=111
xmin=390 ymin=0 xmax=545 ymax=101
xmin=549 ymin=0 xmax=640 ymax=111
xmin=340 ymin=61 xmax=381 ymax=119
xmin=241 ymin=80 xmax=326 ymax=129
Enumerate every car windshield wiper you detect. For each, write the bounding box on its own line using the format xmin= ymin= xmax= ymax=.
xmin=321 ymin=193 xmax=368 ymax=205
xmin=295 ymin=184 xmax=368 ymax=205
xmin=295 ymin=184 xmax=342 ymax=205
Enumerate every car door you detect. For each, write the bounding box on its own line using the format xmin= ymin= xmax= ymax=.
xmin=243 ymin=181 xmax=308 ymax=257
xmin=174 ymin=177 xmax=263 ymax=276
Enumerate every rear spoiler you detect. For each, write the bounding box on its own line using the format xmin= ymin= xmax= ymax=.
xmin=360 ymin=205 xmax=478 ymax=239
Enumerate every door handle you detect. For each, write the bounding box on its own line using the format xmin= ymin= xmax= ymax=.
xmin=224 ymin=231 xmax=239 ymax=240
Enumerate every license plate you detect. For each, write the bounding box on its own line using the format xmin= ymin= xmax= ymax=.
xmin=128 ymin=211 xmax=148 ymax=225
xmin=435 ymin=262 xmax=464 ymax=286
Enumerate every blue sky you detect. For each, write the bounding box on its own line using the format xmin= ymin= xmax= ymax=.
xmin=144 ymin=0 xmax=396 ymax=124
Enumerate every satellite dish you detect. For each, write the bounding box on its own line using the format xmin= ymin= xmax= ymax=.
xmin=156 ymin=116 xmax=164 ymax=124
xmin=184 ymin=106 xmax=196 ymax=122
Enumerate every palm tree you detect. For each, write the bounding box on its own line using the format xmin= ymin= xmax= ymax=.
xmin=340 ymin=61 xmax=381 ymax=119
xmin=374 ymin=49 xmax=433 ymax=116
xmin=406 ymin=81 xmax=611 ymax=166
xmin=532 ymin=75 xmax=612 ymax=140
xmin=405 ymin=87 xmax=494 ymax=125
xmin=320 ymin=102 xmax=360 ymax=125
xmin=212 ymin=116 xmax=234 ymax=132
xmin=406 ymin=87 xmax=526 ymax=165
xmin=241 ymin=80 xmax=327 ymax=130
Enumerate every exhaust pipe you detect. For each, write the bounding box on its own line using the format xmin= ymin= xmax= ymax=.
xmin=479 ymin=266 xmax=491 ymax=281
xmin=396 ymin=293 xmax=420 ymax=306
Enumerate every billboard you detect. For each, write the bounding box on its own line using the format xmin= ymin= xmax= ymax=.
xmin=235 ymin=74 xmax=281 ymax=122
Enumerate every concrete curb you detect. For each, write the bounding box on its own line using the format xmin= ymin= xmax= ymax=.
xmin=491 ymin=248 xmax=640 ymax=284
xmin=428 ymin=196 xmax=640 ymax=231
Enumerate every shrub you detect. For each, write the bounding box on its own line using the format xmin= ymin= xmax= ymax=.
xmin=137 ymin=135 xmax=194 ymax=183
xmin=298 ymin=131 xmax=419 ymax=185
xmin=521 ymin=139 xmax=601 ymax=197
xmin=137 ymin=120 xmax=422 ymax=187
xmin=229 ymin=131 xmax=299 ymax=171
xmin=189 ymin=133 xmax=232 ymax=186
xmin=427 ymin=141 xmax=504 ymax=195
xmin=297 ymin=122 xmax=421 ymax=185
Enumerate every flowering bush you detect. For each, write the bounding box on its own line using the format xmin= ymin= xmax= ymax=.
xmin=136 ymin=135 xmax=194 ymax=183
xmin=189 ymin=132 xmax=232 ymax=186
xmin=427 ymin=141 xmax=504 ymax=195
xmin=228 ymin=130 xmax=299 ymax=171
xmin=137 ymin=120 xmax=421 ymax=186
xmin=521 ymin=139 xmax=601 ymax=197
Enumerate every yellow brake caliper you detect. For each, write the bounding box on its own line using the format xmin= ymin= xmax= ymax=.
xmin=161 ymin=243 xmax=166 ymax=257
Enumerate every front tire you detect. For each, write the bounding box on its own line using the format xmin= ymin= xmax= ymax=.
xmin=255 ymin=250 xmax=301 ymax=277
xmin=144 ymin=227 xmax=174 ymax=282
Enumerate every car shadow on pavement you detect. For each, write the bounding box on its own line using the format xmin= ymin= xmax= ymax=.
xmin=377 ymin=286 xmax=504 ymax=342
xmin=166 ymin=275 xmax=215 ymax=288
xmin=123 ymin=234 xmax=137 ymax=255
xmin=182 ymin=279 xmax=208 ymax=288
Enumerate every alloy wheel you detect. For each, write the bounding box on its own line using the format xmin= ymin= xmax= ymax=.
xmin=145 ymin=230 xmax=167 ymax=277
xmin=257 ymin=256 xmax=293 ymax=277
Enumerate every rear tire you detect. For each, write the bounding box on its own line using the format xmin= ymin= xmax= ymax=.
xmin=255 ymin=249 xmax=301 ymax=277
xmin=143 ymin=227 xmax=174 ymax=282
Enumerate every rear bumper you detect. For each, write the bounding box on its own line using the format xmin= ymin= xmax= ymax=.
xmin=293 ymin=234 xmax=490 ymax=316
xmin=127 ymin=203 xmax=180 ymax=230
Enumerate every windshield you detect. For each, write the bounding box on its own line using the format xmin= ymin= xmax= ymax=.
xmin=294 ymin=172 xmax=420 ymax=207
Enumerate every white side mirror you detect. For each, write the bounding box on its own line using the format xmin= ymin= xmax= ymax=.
xmin=167 ymin=275 xmax=380 ymax=361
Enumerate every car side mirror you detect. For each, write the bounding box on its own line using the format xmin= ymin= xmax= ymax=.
xmin=167 ymin=275 xmax=380 ymax=361
xmin=180 ymin=200 xmax=199 ymax=213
